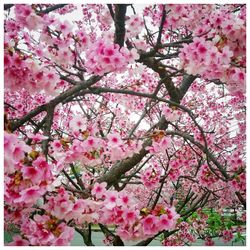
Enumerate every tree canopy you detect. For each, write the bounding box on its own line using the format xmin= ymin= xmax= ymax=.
xmin=4 ymin=4 xmax=246 ymax=246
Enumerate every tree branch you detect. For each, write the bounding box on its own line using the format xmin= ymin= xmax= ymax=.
xmin=235 ymin=191 xmax=246 ymax=209
xmin=107 ymin=4 xmax=115 ymax=20
xmin=42 ymin=106 xmax=54 ymax=157
xmin=4 ymin=4 xmax=14 ymax=11
xmin=114 ymin=4 xmax=127 ymax=47
xmin=156 ymin=5 xmax=166 ymax=45
xmin=70 ymin=163 xmax=86 ymax=190
xmin=10 ymin=75 xmax=102 ymax=132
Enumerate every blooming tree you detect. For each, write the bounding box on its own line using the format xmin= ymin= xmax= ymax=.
xmin=4 ymin=3 xmax=246 ymax=246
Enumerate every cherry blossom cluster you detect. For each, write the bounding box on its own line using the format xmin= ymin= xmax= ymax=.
xmin=204 ymin=237 xmax=215 ymax=246
xmin=14 ymin=4 xmax=44 ymax=31
xmin=198 ymin=164 xmax=218 ymax=188
xmin=227 ymin=151 xmax=244 ymax=172
xmin=126 ymin=15 xmax=144 ymax=39
xmin=221 ymin=229 xmax=234 ymax=243
xmin=141 ymin=165 xmax=161 ymax=189
xmin=146 ymin=131 xmax=170 ymax=154
xmin=19 ymin=214 xmax=74 ymax=246
xmin=230 ymin=173 xmax=246 ymax=192
xmin=162 ymin=105 xmax=181 ymax=123
xmin=16 ymin=182 xmax=180 ymax=243
xmin=168 ymin=159 xmax=182 ymax=182
xmin=179 ymin=37 xmax=245 ymax=96
xmin=162 ymin=221 xmax=197 ymax=246
xmin=85 ymin=39 xmax=139 ymax=75
xmin=52 ymin=131 xmax=143 ymax=168
xmin=91 ymin=183 xmax=179 ymax=241
xmin=5 ymin=156 xmax=54 ymax=206
xmin=144 ymin=5 xmax=213 ymax=32
xmin=4 ymin=132 xmax=55 ymax=207
xmin=4 ymin=90 xmax=48 ymax=121
xmin=4 ymin=51 xmax=59 ymax=95
xmin=4 ymin=3 xmax=246 ymax=246
xmin=144 ymin=4 xmax=246 ymax=96
xmin=4 ymin=132 xmax=31 ymax=174
xmin=78 ymin=185 xmax=177 ymax=239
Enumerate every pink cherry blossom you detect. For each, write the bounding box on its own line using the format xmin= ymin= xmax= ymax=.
xmin=7 ymin=235 xmax=30 ymax=246
xmin=104 ymin=190 xmax=120 ymax=209
xmin=4 ymin=132 xmax=31 ymax=174
xmin=141 ymin=215 xmax=159 ymax=235
xmin=204 ymin=237 xmax=215 ymax=246
xmin=15 ymin=186 xmax=45 ymax=204
xmin=91 ymin=182 xmax=107 ymax=199
xmin=4 ymin=3 xmax=246 ymax=246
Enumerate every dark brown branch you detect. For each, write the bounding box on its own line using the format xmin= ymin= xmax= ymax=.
xmin=176 ymin=189 xmax=195 ymax=213
xmin=98 ymin=224 xmax=124 ymax=246
xmin=156 ymin=5 xmax=166 ymax=45
xmin=114 ymin=4 xmax=127 ymax=47
xmin=75 ymin=226 xmax=94 ymax=246
xmin=97 ymin=138 xmax=152 ymax=187
xmin=181 ymin=191 xmax=209 ymax=217
xmin=138 ymin=56 xmax=181 ymax=103
xmin=4 ymin=4 xmax=67 ymax=14
xmin=26 ymin=117 xmax=47 ymax=145
xmin=62 ymin=169 xmax=81 ymax=190
xmin=179 ymin=74 xmax=197 ymax=99
xmin=42 ymin=106 xmax=54 ymax=157
xmin=4 ymin=4 xmax=14 ymax=11
xmin=151 ymin=176 xmax=166 ymax=210
xmin=10 ymin=104 xmax=47 ymax=132
xmin=235 ymin=191 xmax=246 ymax=209
xmin=135 ymin=229 xmax=178 ymax=246
xmin=62 ymin=184 xmax=89 ymax=198
xmin=107 ymin=4 xmax=115 ymax=20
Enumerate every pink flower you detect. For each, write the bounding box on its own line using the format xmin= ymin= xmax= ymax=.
xmin=204 ymin=237 xmax=215 ymax=246
xmin=109 ymin=146 xmax=125 ymax=162
xmin=119 ymin=192 xmax=131 ymax=206
xmin=85 ymin=39 xmax=138 ymax=75
xmin=141 ymin=215 xmax=159 ymax=235
xmin=220 ymin=46 xmax=233 ymax=64
xmin=26 ymin=132 xmax=48 ymax=142
xmin=21 ymin=215 xmax=74 ymax=246
xmin=221 ymin=230 xmax=233 ymax=243
xmin=4 ymin=132 xmax=31 ymax=174
xmin=107 ymin=133 xmax=123 ymax=147
xmin=56 ymin=20 xmax=73 ymax=36
xmin=122 ymin=209 xmax=138 ymax=224
xmin=91 ymin=182 xmax=107 ymax=199
xmin=104 ymin=190 xmax=120 ymax=209
xmin=69 ymin=116 xmax=87 ymax=135
xmin=141 ymin=166 xmax=161 ymax=189
xmin=51 ymin=140 xmax=63 ymax=152
xmin=32 ymin=156 xmax=52 ymax=180
xmin=53 ymin=225 xmax=74 ymax=246
xmin=7 ymin=235 xmax=29 ymax=246
xmin=85 ymin=136 xmax=98 ymax=148
xmin=21 ymin=166 xmax=43 ymax=185
xmin=15 ymin=186 xmax=45 ymax=204
xmin=158 ymin=214 xmax=171 ymax=231
xmin=116 ymin=223 xmax=144 ymax=241
xmin=26 ymin=13 xmax=43 ymax=30
xmin=146 ymin=136 xmax=170 ymax=154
